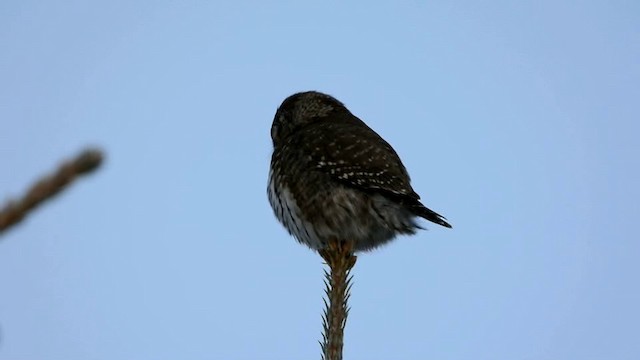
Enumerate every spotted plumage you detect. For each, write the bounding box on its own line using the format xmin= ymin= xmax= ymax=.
xmin=268 ymin=91 xmax=451 ymax=251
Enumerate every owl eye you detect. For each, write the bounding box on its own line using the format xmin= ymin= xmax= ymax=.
xmin=271 ymin=112 xmax=290 ymax=142
xmin=271 ymin=123 xmax=279 ymax=141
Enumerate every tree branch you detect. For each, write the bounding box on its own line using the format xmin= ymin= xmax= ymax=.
xmin=319 ymin=238 xmax=357 ymax=360
xmin=0 ymin=148 xmax=104 ymax=235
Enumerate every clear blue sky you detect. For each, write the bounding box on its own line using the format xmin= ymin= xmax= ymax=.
xmin=1 ymin=1 xmax=638 ymax=359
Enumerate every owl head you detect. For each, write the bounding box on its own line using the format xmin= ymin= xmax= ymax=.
xmin=271 ymin=91 xmax=349 ymax=147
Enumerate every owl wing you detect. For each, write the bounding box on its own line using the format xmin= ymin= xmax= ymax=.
xmin=295 ymin=117 xmax=421 ymax=201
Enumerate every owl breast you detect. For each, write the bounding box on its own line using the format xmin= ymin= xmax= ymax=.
xmin=267 ymin=168 xmax=420 ymax=251
xmin=268 ymin=169 xmax=324 ymax=249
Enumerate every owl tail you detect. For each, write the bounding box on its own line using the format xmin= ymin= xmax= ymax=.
xmin=412 ymin=204 xmax=452 ymax=229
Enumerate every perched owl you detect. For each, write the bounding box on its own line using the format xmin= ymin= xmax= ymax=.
xmin=268 ymin=91 xmax=451 ymax=252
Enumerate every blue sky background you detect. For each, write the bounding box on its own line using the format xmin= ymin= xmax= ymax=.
xmin=1 ymin=1 xmax=638 ymax=359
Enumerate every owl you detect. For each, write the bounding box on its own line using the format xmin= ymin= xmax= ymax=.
xmin=268 ymin=91 xmax=451 ymax=252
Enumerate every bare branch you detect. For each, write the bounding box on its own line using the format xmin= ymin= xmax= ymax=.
xmin=319 ymin=238 xmax=357 ymax=360
xmin=0 ymin=148 xmax=104 ymax=235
